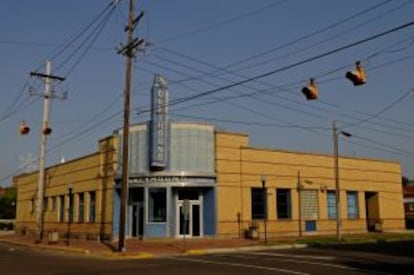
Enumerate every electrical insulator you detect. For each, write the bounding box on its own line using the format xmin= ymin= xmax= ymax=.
xmin=302 ymin=78 xmax=318 ymax=100
xmin=19 ymin=121 xmax=30 ymax=135
xmin=345 ymin=61 xmax=367 ymax=86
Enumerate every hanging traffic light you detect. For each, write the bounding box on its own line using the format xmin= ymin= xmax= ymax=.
xmin=345 ymin=61 xmax=366 ymax=86
xmin=43 ymin=124 xmax=52 ymax=135
xmin=19 ymin=120 xmax=30 ymax=135
xmin=302 ymin=78 xmax=318 ymax=100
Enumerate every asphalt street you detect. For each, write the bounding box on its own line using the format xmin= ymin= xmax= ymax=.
xmin=1 ymin=241 xmax=413 ymax=275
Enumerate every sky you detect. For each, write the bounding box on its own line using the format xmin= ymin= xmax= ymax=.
xmin=1 ymin=0 xmax=414 ymax=187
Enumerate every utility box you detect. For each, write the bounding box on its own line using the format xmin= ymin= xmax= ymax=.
xmin=48 ymin=231 xmax=59 ymax=244
xmin=246 ymin=222 xmax=259 ymax=240
xmin=375 ymin=220 xmax=383 ymax=232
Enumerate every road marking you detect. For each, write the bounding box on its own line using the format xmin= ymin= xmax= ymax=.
xmin=232 ymin=254 xmax=395 ymax=275
xmin=170 ymin=257 xmax=309 ymax=275
xmin=248 ymin=251 xmax=335 ymax=260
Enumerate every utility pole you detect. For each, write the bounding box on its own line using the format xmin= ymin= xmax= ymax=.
xmin=117 ymin=0 xmax=146 ymax=252
xmin=261 ymin=175 xmax=267 ymax=244
xmin=333 ymin=120 xmax=341 ymax=242
xmin=333 ymin=120 xmax=352 ymax=243
xmin=297 ymin=171 xmax=302 ymax=238
xmin=30 ymin=61 xmax=66 ymax=243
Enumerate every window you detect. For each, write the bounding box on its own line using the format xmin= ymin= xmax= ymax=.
xmin=301 ymin=190 xmax=319 ymax=220
xmin=327 ymin=191 xmax=336 ymax=219
xmin=59 ymin=195 xmax=65 ymax=223
xmin=276 ymin=189 xmax=291 ymax=219
xmin=43 ymin=197 xmax=48 ymax=212
xmin=50 ymin=197 xmax=55 ymax=211
xmin=251 ymin=188 xmax=265 ymax=219
xmin=89 ymin=191 xmax=96 ymax=223
xmin=78 ymin=193 xmax=84 ymax=223
xmin=68 ymin=194 xmax=74 ymax=223
xmin=148 ymin=188 xmax=166 ymax=222
xmin=347 ymin=191 xmax=359 ymax=219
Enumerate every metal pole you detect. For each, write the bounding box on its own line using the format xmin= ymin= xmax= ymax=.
xmin=67 ymin=185 xmax=73 ymax=246
xmin=333 ymin=120 xmax=341 ymax=242
xmin=35 ymin=61 xmax=52 ymax=243
xmin=297 ymin=171 xmax=302 ymax=238
xmin=119 ymin=0 xmax=135 ymax=252
xmin=261 ymin=176 xmax=267 ymax=244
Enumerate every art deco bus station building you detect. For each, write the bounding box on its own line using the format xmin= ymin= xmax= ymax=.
xmin=14 ymin=75 xmax=405 ymax=241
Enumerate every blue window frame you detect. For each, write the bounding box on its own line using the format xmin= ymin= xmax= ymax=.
xmin=347 ymin=191 xmax=359 ymax=219
xmin=148 ymin=188 xmax=167 ymax=222
xmin=327 ymin=191 xmax=336 ymax=219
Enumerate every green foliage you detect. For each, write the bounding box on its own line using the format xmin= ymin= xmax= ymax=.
xmin=0 ymin=187 xmax=17 ymax=219
xmin=402 ymin=176 xmax=409 ymax=186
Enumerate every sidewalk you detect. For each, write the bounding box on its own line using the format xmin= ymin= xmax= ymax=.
xmin=0 ymin=232 xmax=300 ymax=259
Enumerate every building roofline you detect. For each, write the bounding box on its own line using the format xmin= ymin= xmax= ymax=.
xmin=242 ymin=145 xmax=400 ymax=165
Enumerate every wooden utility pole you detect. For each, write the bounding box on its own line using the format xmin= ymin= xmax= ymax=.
xmin=117 ymin=0 xmax=145 ymax=252
xmin=30 ymin=61 xmax=66 ymax=243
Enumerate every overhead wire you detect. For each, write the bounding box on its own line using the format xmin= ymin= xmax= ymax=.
xmin=33 ymin=1 xmax=116 ymax=73
xmin=229 ymin=0 xmax=413 ymax=73
xmin=167 ymin=0 xmax=393 ymax=83
xmin=341 ymin=90 xmax=414 ymax=129
xmin=159 ymin=21 xmax=414 ymax=110
xmin=156 ymin=0 xmax=289 ymax=44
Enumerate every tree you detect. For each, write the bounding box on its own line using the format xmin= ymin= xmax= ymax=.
xmin=402 ymin=176 xmax=410 ymax=186
xmin=0 ymin=187 xmax=16 ymax=219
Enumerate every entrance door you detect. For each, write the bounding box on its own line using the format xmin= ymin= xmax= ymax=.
xmin=130 ymin=202 xmax=143 ymax=238
xmin=177 ymin=201 xmax=202 ymax=237
xmin=365 ymin=192 xmax=379 ymax=232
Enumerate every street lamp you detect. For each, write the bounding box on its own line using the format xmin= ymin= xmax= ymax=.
xmin=67 ymin=183 xmax=73 ymax=246
xmin=333 ymin=120 xmax=351 ymax=242
xmin=261 ymin=175 xmax=268 ymax=244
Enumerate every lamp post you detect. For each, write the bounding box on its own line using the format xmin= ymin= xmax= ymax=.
xmin=261 ymin=175 xmax=268 ymax=244
xmin=67 ymin=183 xmax=73 ymax=246
xmin=333 ymin=120 xmax=351 ymax=242
xmin=297 ymin=171 xmax=302 ymax=238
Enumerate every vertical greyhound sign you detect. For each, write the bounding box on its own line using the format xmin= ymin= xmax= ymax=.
xmin=150 ymin=74 xmax=169 ymax=170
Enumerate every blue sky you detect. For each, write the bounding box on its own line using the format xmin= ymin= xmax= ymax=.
xmin=1 ymin=0 xmax=414 ymax=186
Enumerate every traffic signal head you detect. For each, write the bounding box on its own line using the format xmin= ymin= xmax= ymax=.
xmin=43 ymin=127 xmax=52 ymax=135
xmin=345 ymin=61 xmax=366 ymax=86
xmin=302 ymin=78 xmax=318 ymax=100
xmin=19 ymin=121 xmax=30 ymax=135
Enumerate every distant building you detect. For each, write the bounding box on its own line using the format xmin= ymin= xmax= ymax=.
xmin=403 ymin=181 xmax=414 ymax=229
xmin=13 ymin=75 xmax=406 ymax=241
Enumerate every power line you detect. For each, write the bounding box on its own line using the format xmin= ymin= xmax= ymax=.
xmin=230 ymin=0 xmax=412 ymax=73
xmin=341 ymin=90 xmax=414 ymax=129
xmin=162 ymin=21 xmax=414 ymax=109
xmin=156 ymin=0 xmax=289 ymax=44
xmin=172 ymin=0 xmax=392 ymax=80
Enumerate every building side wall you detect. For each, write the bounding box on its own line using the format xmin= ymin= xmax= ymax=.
xmin=15 ymin=136 xmax=117 ymax=240
xmin=215 ymin=132 xmax=404 ymax=238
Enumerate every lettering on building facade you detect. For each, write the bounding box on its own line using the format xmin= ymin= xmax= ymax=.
xmin=150 ymin=74 xmax=169 ymax=170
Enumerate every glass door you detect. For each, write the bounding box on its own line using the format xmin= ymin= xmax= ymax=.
xmin=176 ymin=201 xmax=201 ymax=237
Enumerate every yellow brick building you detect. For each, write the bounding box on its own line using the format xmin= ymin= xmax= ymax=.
xmin=14 ymin=127 xmax=405 ymax=241
xmin=215 ymin=131 xmax=404 ymax=238
xmin=15 ymin=136 xmax=117 ymax=240
xmin=13 ymin=75 xmax=405 ymax=241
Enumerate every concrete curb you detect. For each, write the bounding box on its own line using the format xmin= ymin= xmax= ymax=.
xmin=1 ymin=238 xmax=307 ymax=259
xmin=185 ymin=243 xmax=308 ymax=256
xmin=98 ymin=251 xmax=155 ymax=260
xmin=0 ymin=238 xmax=90 ymax=255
